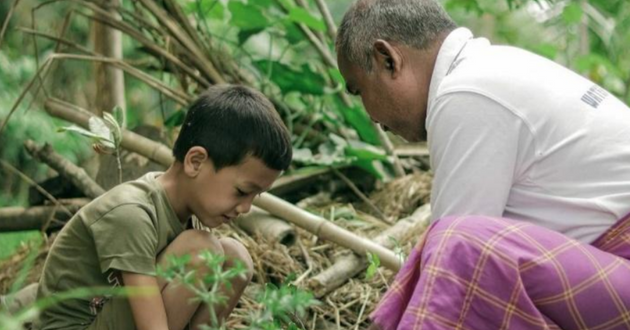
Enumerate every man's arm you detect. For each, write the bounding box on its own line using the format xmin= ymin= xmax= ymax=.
xmin=429 ymin=91 xmax=536 ymax=220
xmin=122 ymin=271 xmax=170 ymax=330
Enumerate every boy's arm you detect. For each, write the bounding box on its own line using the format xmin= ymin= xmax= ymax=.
xmin=122 ymin=271 xmax=170 ymax=330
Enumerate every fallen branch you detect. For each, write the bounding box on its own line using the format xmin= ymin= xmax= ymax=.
xmin=0 ymin=200 xmax=88 ymax=232
xmin=45 ymin=99 xmax=403 ymax=270
xmin=308 ymin=204 xmax=431 ymax=297
xmin=23 ymin=140 xmax=105 ymax=199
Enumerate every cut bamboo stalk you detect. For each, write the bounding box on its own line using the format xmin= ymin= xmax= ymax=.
xmin=0 ymin=201 xmax=88 ymax=232
xmin=255 ymin=193 xmax=402 ymax=270
xmin=44 ymin=99 xmax=403 ymax=270
xmin=24 ymin=140 xmax=105 ymax=199
xmin=308 ymin=204 xmax=431 ymax=297
xmin=233 ymin=206 xmax=296 ymax=246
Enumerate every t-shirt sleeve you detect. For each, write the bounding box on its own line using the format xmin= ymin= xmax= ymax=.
xmin=429 ymin=91 xmax=536 ymax=221
xmin=89 ymin=204 xmax=158 ymax=276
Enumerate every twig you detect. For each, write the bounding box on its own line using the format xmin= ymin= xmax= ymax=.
xmin=292 ymin=239 xmax=314 ymax=285
xmin=0 ymin=160 xmax=74 ymax=218
xmin=75 ymin=5 xmax=211 ymax=87
xmin=135 ymin=0 xmax=226 ymax=84
xmin=326 ymin=297 xmax=341 ymax=330
xmin=23 ymin=8 xmax=75 ymax=115
xmin=48 ymin=53 xmax=191 ymax=104
xmin=354 ymin=287 xmax=372 ymax=330
xmin=313 ymin=0 xmax=337 ymax=39
xmin=331 ymin=168 xmax=391 ymax=225
xmin=0 ymin=52 xmax=190 ymax=138
xmin=294 ymin=0 xmax=326 ymax=43
xmin=0 ymin=0 xmax=22 ymax=50
xmin=18 ymin=27 xmax=94 ymax=55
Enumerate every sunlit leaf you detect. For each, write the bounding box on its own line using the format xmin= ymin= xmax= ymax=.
xmin=228 ymin=1 xmax=269 ymax=44
xmin=287 ymin=7 xmax=326 ymax=32
xmin=88 ymin=116 xmax=113 ymax=143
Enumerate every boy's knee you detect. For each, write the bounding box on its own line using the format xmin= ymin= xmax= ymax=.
xmin=175 ymin=230 xmax=225 ymax=259
xmin=219 ymin=238 xmax=254 ymax=283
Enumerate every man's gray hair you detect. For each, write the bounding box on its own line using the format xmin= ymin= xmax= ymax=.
xmin=336 ymin=0 xmax=457 ymax=71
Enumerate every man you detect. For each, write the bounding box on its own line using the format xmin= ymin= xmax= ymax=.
xmin=336 ymin=0 xmax=630 ymax=329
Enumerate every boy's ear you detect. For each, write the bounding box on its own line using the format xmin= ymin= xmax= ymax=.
xmin=372 ymin=39 xmax=403 ymax=78
xmin=183 ymin=146 xmax=209 ymax=177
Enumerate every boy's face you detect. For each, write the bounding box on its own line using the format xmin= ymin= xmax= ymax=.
xmin=187 ymin=153 xmax=281 ymax=229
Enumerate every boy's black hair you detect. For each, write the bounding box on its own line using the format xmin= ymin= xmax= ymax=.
xmin=172 ymin=85 xmax=292 ymax=171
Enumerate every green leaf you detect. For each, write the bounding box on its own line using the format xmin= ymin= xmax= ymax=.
xmin=365 ymin=252 xmax=380 ymax=279
xmin=333 ymin=99 xmax=380 ymax=145
xmin=282 ymin=19 xmax=305 ymax=44
xmin=328 ymin=68 xmax=344 ymax=86
xmin=165 ymin=110 xmax=186 ymax=128
xmin=228 ymin=1 xmax=269 ymax=44
xmin=562 ymin=3 xmax=583 ymax=24
xmin=287 ymin=7 xmax=326 ymax=32
xmin=255 ymin=60 xmax=326 ymax=95
xmin=112 ymin=106 xmax=124 ymax=126
xmin=185 ymin=0 xmax=225 ymax=20
xmin=237 ymin=28 xmax=265 ymax=45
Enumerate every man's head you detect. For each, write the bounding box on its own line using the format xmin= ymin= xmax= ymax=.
xmin=170 ymin=85 xmax=292 ymax=228
xmin=336 ymin=0 xmax=456 ymax=141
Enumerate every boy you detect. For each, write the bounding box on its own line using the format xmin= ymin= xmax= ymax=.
xmin=34 ymin=85 xmax=293 ymax=330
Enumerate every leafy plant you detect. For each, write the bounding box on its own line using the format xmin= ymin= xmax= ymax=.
xmin=157 ymin=251 xmax=319 ymax=330
xmin=58 ymin=107 xmax=124 ymax=184
xmin=365 ymin=252 xmax=380 ymax=280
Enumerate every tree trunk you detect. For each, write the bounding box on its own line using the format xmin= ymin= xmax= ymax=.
xmin=92 ymin=0 xmax=126 ymax=123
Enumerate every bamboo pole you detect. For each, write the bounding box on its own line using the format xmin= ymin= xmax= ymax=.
xmin=44 ymin=99 xmax=403 ymax=271
xmin=93 ymin=0 xmax=126 ymax=123
xmin=0 ymin=201 xmax=88 ymax=232
xmin=308 ymin=204 xmax=431 ymax=297
xmin=255 ymin=193 xmax=402 ymax=270
xmin=233 ymin=207 xmax=296 ymax=246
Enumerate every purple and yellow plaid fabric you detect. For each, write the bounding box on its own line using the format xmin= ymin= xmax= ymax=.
xmin=371 ymin=215 xmax=630 ymax=330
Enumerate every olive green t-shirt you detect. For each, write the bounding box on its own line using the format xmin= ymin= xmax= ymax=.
xmin=35 ymin=172 xmax=185 ymax=330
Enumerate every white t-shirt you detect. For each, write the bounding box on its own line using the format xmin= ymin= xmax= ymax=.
xmin=426 ymin=28 xmax=630 ymax=243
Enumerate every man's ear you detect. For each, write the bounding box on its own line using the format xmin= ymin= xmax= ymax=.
xmin=372 ymin=39 xmax=403 ymax=78
xmin=183 ymin=146 xmax=209 ymax=177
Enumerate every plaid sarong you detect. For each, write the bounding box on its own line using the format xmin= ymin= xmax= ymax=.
xmin=371 ymin=215 xmax=630 ymax=330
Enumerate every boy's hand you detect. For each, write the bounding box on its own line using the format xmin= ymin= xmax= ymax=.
xmin=121 ymin=272 xmax=171 ymax=330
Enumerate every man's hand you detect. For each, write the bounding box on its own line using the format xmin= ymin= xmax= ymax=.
xmin=121 ymin=272 xmax=170 ymax=330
